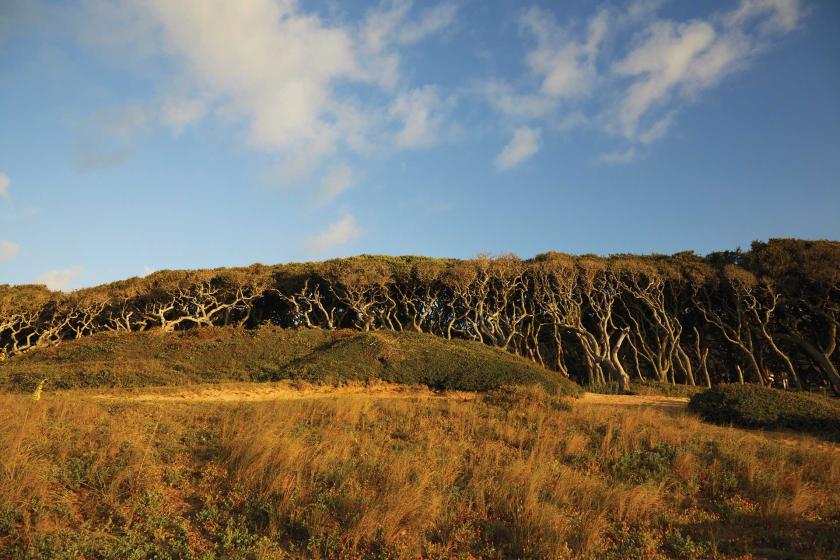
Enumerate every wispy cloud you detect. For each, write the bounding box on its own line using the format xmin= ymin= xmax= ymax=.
xmin=488 ymin=0 xmax=803 ymax=164
xmin=161 ymin=97 xmax=207 ymax=133
xmin=398 ymin=3 xmax=457 ymax=45
xmin=496 ymin=127 xmax=541 ymax=170
xmin=0 ymin=240 xmax=20 ymax=262
xmin=522 ymin=6 xmax=607 ymax=100
xmin=0 ymin=173 xmax=9 ymax=198
xmin=317 ymin=165 xmax=354 ymax=205
xmin=306 ymin=213 xmax=362 ymax=256
xmin=35 ymin=265 xmax=83 ymax=291
xmin=74 ymin=103 xmax=151 ymax=172
xmin=599 ymin=147 xmax=638 ymax=165
xmin=389 ymin=86 xmax=453 ymax=149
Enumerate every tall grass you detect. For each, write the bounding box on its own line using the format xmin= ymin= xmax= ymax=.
xmin=0 ymin=388 xmax=838 ymax=558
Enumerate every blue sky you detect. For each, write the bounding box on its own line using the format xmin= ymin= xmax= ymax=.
xmin=1 ymin=0 xmax=838 ymax=290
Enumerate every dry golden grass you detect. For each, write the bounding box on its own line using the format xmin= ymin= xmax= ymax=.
xmin=0 ymin=385 xmax=838 ymax=559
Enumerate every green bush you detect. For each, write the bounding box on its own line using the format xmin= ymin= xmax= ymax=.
xmin=0 ymin=326 xmax=582 ymax=397
xmin=689 ymin=384 xmax=840 ymax=441
xmin=612 ymin=443 xmax=677 ymax=484
xmin=252 ymin=329 xmax=581 ymax=396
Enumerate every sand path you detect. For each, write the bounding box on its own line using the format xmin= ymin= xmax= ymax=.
xmin=84 ymin=382 xmax=478 ymax=403
xmin=578 ymin=392 xmax=690 ymax=411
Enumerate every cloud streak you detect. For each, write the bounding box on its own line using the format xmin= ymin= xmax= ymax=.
xmin=496 ymin=127 xmax=541 ymax=170
xmin=35 ymin=265 xmax=83 ymax=291
xmin=390 ymin=86 xmax=452 ymax=149
xmin=306 ymin=213 xmax=362 ymax=256
xmin=318 ymin=165 xmax=354 ymax=205
xmin=487 ymin=0 xmax=803 ymax=164
xmin=0 ymin=240 xmax=20 ymax=262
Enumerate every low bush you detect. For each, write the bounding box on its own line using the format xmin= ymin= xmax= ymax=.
xmin=689 ymin=384 xmax=840 ymax=441
xmin=0 ymin=326 xmax=582 ymax=396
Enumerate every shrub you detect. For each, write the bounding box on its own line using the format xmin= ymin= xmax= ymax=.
xmin=0 ymin=326 xmax=582 ymax=396
xmin=612 ymin=443 xmax=677 ymax=484
xmin=689 ymin=384 xmax=840 ymax=441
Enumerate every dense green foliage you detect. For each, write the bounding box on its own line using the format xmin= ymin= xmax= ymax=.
xmin=0 ymin=325 xmax=580 ymax=396
xmin=689 ymin=384 xmax=840 ymax=440
xmin=2 ymin=238 xmax=838 ymax=393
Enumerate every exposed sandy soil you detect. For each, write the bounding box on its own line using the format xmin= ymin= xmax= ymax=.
xmin=85 ymin=385 xmax=689 ymax=407
xmin=83 ymin=381 xmax=479 ymax=403
xmin=579 ymin=392 xmax=690 ymax=412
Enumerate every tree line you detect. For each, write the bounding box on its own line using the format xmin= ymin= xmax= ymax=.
xmin=2 ymin=239 xmax=838 ymax=393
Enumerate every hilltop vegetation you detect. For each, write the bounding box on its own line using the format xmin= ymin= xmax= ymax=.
xmin=0 ymin=326 xmax=580 ymax=396
xmin=2 ymin=238 xmax=838 ymax=394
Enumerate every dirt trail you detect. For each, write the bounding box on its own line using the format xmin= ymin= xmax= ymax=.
xmin=87 ymin=385 xmax=689 ymax=408
xmin=85 ymin=382 xmax=478 ymax=403
xmin=579 ymin=392 xmax=690 ymax=412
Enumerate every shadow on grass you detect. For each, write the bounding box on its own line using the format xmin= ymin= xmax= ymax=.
xmin=680 ymin=514 xmax=840 ymax=560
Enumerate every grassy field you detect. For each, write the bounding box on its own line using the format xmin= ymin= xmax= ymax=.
xmin=1 ymin=329 xmax=838 ymax=558
xmin=1 ymin=385 xmax=838 ymax=559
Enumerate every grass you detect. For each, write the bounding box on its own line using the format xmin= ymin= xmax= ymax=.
xmin=0 ymin=387 xmax=838 ymax=559
xmin=0 ymin=326 xmax=581 ymax=396
xmin=689 ymin=384 xmax=840 ymax=442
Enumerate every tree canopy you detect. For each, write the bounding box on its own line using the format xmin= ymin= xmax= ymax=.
xmin=2 ymin=239 xmax=838 ymax=393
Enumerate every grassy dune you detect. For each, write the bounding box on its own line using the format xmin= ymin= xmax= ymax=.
xmin=0 ymin=326 xmax=580 ymax=396
xmin=1 ymin=329 xmax=838 ymax=558
xmin=1 ymin=387 xmax=838 ymax=559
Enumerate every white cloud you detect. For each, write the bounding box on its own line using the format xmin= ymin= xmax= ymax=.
xmin=727 ymin=0 xmax=802 ymax=33
xmin=76 ymin=0 xmax=457 ymax=180
xmin=522 ymin=7 xmax=607 ymax=100
xmin=485 ymin=7 xmax=607 ymax=125
xmin=317 ymin=165 xmax=353 ymax=204
xmin=399 ymin=3 xmax=457 ymax=45
xmin=142 ymin=266 xmax=157 ymax=277
xmin=608 ymin=1 xmax=802 ymax=142
xmin=613 ymin=20 xmax=726 ymax=138
xmin=484 ymin=82 xmax=558 ymax=120
xmin=35 ymin=265 xmax=83 ymax=291
xmin=496 ymin=127 xmax=541 ymax=170
xmin=357 ymin=1 xmax=457 ymax=92
xmin=146 ymin=1 xmax=357 ymax=163
xmin=306 ymin=213 xmax=362 ymax=255
xmin=389 ymin=86 xmax=450 ymax=149
xmin=487 ymin=0 xmax=802 ymax=163
xmin=0 ymin=240 xmax=20 ymax=262
xmin=0 ymin=174 xmax=9 ymax=198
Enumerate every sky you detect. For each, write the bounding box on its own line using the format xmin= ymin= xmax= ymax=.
xmin=1 ymin=0 xmax=839 ymax=291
